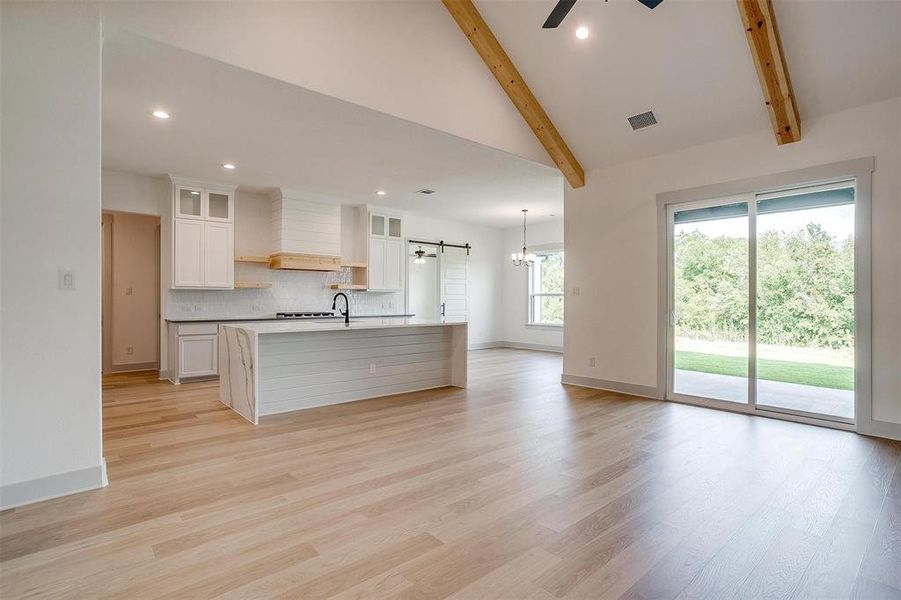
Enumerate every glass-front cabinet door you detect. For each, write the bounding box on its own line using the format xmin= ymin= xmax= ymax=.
xmin=176 ymin=186 xmax=204 ymax=219
xmin=206 ymin=190 xmax=232 ymax=222
xmin=388 ymin=216 xmax=402 ymax=239
xmin=370 ymin=214 xmax=386 ymax=237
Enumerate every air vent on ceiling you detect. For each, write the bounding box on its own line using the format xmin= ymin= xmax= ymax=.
xmin=416 ymin=189 xmax=436 ymax=195
xmin=627 ymin=110 xmax=658 ymax=131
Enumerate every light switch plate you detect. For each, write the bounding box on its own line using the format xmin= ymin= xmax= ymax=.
xmin=58 ymin=269 xmax=76 ymax=291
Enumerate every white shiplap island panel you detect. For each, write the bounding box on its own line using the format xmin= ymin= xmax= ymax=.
xmin=219 ymin=319 xmax=467 ymax=423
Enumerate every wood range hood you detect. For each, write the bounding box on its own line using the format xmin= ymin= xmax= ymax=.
xmin=268 ymin=252 xmax=342 ymax=271
xmin=267 ymin=188 xmax=343 ymax=272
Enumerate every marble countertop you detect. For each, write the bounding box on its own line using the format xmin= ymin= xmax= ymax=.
xmin=166 ymin=314 xmax=415 ymax=323
xmin=223 ymin=318 xmax=465 ymax=334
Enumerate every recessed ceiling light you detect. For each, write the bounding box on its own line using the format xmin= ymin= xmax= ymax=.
xmin=376 ymin=190 xmax=387 ymax=196
xmin=222 ymin=163 xmax=236 ymax=170
xmin=152 ymin=110 xmax=170 ymax=119
xmin=575 ymin=26 xmax=589 ymax=40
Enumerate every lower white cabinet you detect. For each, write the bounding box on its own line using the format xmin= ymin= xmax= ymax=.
xmin=179 ymin=334 xmax=218 ymax=378
xmin=168 ymin=322 xmax=220 ymax=383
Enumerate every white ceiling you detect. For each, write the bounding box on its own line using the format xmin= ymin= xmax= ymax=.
xmin=477 ymin=0 xmax=900 ymax=169
xmin=101 ymin=30 xmax=563 ymax=229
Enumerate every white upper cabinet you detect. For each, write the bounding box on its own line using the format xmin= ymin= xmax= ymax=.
xmin=368 ymin=237 xmax=386 ymax=290
xmin=169 ymin=177 xmax=235 ymax=289
xmin=385 ymin=239 xmax=403 ymax=290
xmin=203 ymin=222 xmax=234 ymax=288
xmin=367 ymin=212 xmax=404 ymax=291
xmin=174 ymin=219 xmax=204 ymax=287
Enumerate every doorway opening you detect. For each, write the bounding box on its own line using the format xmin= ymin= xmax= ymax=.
xmin=666 ymin=180 xmax=856 ymax=424
xmin=101 ymin=211 xmax=162 ymax=374
xmin=406 ymin=241 xmax=469 ymax=323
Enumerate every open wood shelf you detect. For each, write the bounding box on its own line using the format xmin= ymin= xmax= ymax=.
xmin=329 ymin=284 xmax=367 ymax=291
xmin=341 ymin=262 xmax=368 ymax=269
xmin=234 ymin=255 xmax=269 ymax=263
xmin=234 ymin=282 xmax=272 ymax=289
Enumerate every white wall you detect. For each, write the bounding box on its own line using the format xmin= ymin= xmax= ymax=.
xmin=502 ymin=219 xmax=564 ymax=351
xmin=98 ymin=2 xmax=547 ymax=167
xmin=564 ymin=98 xmax=901 ymax=431
xmin=101 ymin=169 xmax=165 ymax=216
xmin=1 ymin=3 xmax=105 ymax=507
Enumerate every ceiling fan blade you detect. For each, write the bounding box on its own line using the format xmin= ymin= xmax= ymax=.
xmin=542 ymin=0 xmax=577 ymax=28
xmin=636 ymin=0 xmax=664 ymax=9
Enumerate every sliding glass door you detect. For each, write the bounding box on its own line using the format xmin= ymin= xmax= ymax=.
xmin=754 ymin=184 xmax=855 ymax=420
xmin=671 ymin=200 xmax=749 ymax=404
xmin=667 ymin=181 xmax=856 ymax=424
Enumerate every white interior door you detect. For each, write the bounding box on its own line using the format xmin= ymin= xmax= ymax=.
xmin=440 ymin=247 xmax=469 ymax=322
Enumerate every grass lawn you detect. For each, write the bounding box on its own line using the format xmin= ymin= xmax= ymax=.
xmin=675 ymin=350 xmax=853 ymax=390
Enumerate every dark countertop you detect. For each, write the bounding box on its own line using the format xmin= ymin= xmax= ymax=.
xmin=166 ymin=314 xmax=415 ymax=324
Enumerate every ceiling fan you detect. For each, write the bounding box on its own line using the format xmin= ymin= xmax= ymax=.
xmin=542 ymin=0 xmax=663 ymax=29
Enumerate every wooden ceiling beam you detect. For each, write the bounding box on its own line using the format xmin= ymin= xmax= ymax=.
xmin=737 ymin=0 xmax=801 ymax=144
xmin=442 ymin=0 xmax=585 ymax=188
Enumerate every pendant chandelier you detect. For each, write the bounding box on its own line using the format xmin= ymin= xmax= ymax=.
xmin=511 ymin=209 xmax=537 ymax=267
xmin=413 ymin=246 xmax=427 ymax=264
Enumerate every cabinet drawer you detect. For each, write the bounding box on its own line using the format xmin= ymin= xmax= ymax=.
xmin=176 ymin=323 xmax=219 ymax=335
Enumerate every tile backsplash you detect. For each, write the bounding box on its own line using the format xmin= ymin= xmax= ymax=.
xmin=166 ymin=263 xmax=405 ymax=320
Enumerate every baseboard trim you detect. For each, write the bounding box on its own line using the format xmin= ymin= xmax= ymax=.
xmin=108 ymin=362 xmax=159 ymax=373
xmin=502 ymin=341 xmax=563 ymax=353
xmin=469 ymin=341 xmax=505 ymax=350
xmin=469 ymin=341 xmax=563 ymax=354
xmin=0 ymin=459 xmax=108 ymax=510
xmin=561 ymin=373 xmax=658 ymax=399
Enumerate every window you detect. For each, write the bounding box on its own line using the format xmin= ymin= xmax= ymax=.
xmin=528 ymin=250 xmax=564 ymax=326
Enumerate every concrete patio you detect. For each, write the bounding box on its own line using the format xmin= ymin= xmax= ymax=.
xmin=674 ymin=369 xmax=854 ymax=419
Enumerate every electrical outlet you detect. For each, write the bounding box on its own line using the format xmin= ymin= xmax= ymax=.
xmin=369 ymin=363 xmax=377 ymax=374
xmin=572 ymin=286 xmax=581 ymax=296
xmin=125 ymin=287 xmax=133 ymax=296
xmin=589 ymin=356 xmax=596 ymax=368
xmin=126 ymin=346 xmax=134 ymax=355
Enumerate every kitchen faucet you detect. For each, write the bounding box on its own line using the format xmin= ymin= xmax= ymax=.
xmin=332 ymin=292 xmax=350 ymax=325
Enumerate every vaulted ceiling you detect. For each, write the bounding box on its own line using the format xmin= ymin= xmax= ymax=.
xmin=474 ymin=0 xmax=900 ymax=170
xmin=100 ymin=0 xmax=900 ymax=221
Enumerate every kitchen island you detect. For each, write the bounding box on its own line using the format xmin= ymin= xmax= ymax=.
xmin=218 ymin=319 xmax=467 ymax=423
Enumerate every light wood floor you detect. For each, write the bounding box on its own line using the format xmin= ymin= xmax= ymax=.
xmin=1 ymin=349 xmax=899 ymax=599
